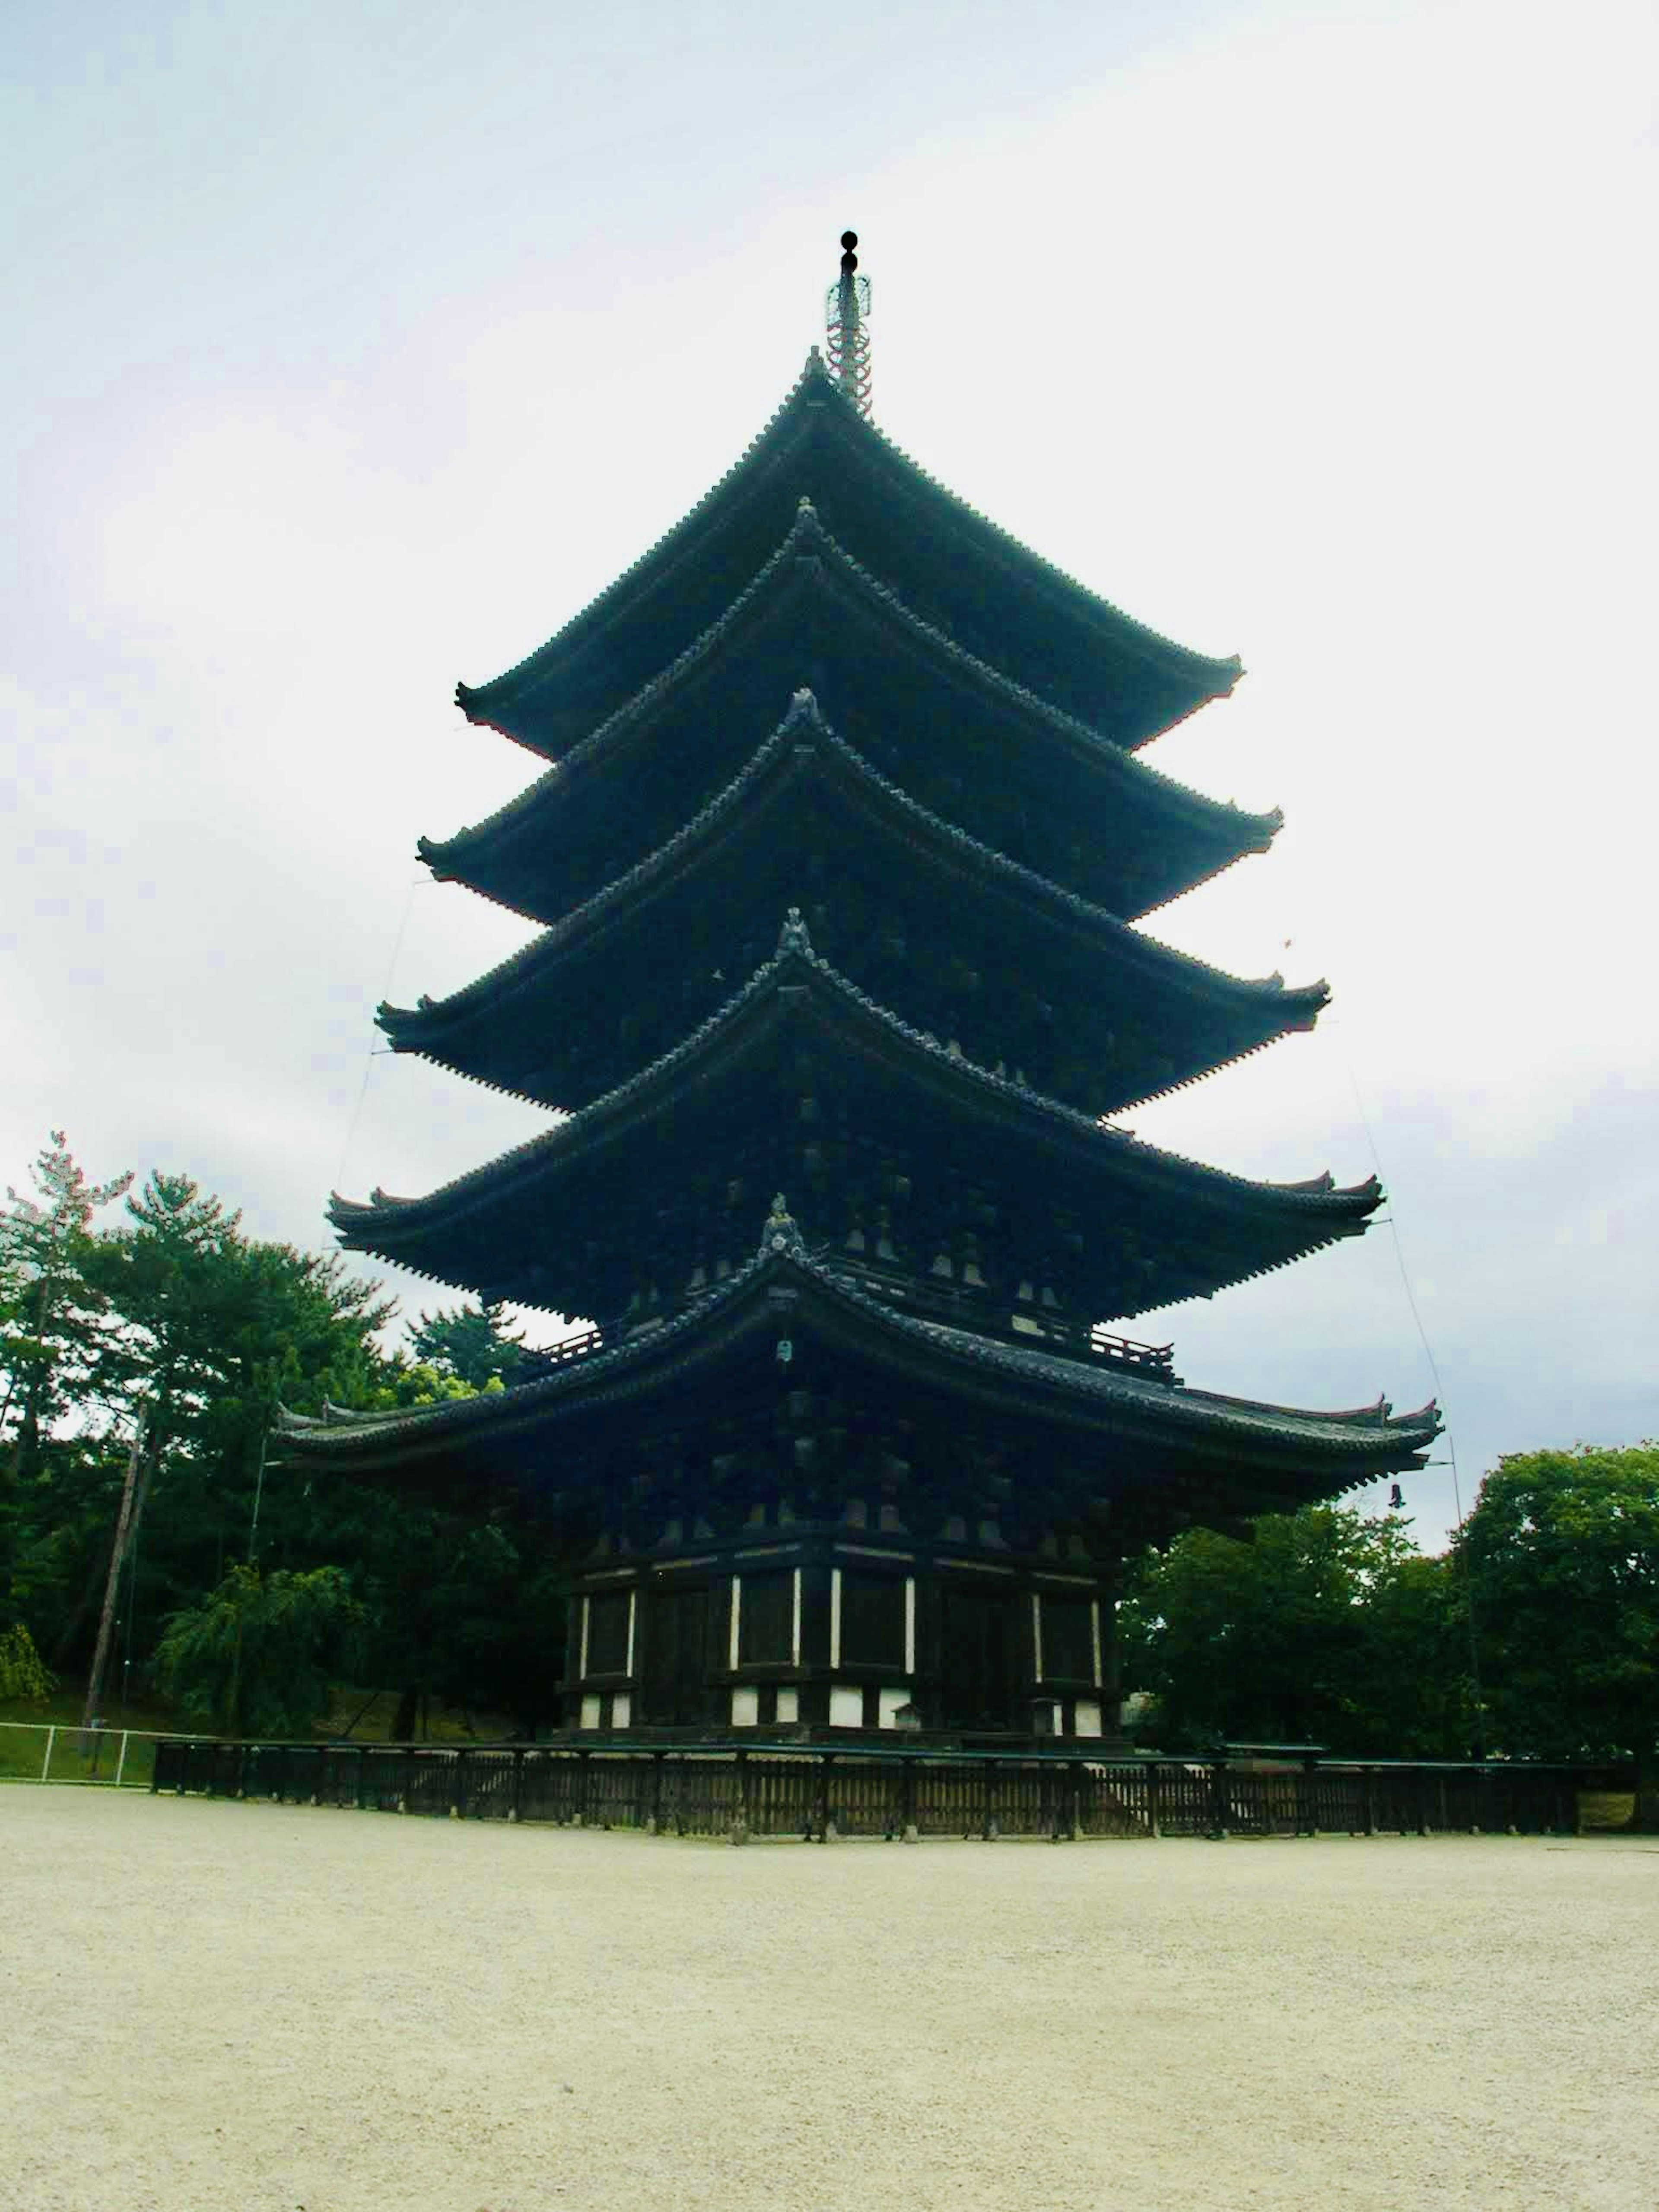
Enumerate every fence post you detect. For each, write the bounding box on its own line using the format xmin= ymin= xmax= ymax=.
xmin=1208 ymin=1759 xmax=1229 ymax=1840
xmin=574 ymin=1750 xmax=591 ymax=1828
xmin=509 ymin=1747 xmax=524 ymax=1824
xmin=983 ymin=1761 xmax=1000 ymax=1841
xmin=648 ymin=1752 xmax=664 ymax=1836
xmin=818 ymin=1754 xmax=837 ymax=1843
xmin=39 ymin=1725 xmax=56 ymax=1784
xmin=1363 ymin=1768 xmax=1379 ymax=1837
xmin=730 ymin=1750 xmax=750 ymax=1845
xmin=451 ymin=1747 xmax=468 ymax=1819
xmin=900 ymin=1757 xmax=919 ymax=1843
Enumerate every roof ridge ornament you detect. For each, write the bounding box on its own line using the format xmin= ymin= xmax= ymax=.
xmin=760 ymin=1192 xmax=806 ymax=1259
xmin=777 ymin=904 xmax=814 ymax=956
xmin=824 ymin=229 xmax=872 ymax=420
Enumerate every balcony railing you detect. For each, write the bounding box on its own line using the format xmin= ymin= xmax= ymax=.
xmin=829 ymin=1262 xmax=1179 ymax=1382
xmin=515 ymin=1268 xmax=1178 ymax=1386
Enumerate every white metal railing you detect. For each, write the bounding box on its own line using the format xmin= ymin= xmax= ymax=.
xmin=0 ymin=1718 xmax=219 ymax=1789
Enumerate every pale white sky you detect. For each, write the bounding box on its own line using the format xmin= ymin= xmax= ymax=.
xmin=4 ymin=0 xmax=1656 ymax=1547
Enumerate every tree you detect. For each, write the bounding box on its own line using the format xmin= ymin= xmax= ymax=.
xmin=1453 ymin=1444 xmax=1659 ymax=1763
xmin=1120 ymin=1505 xmax=1464 ymax=1755
xmin=155 ymin=1564 xmax=366 ymax=1737
xmin=25 ymin=1172 xmax=396 ymax=1676
xmin=0 ymin=1622 xmax=54 ymax=1702
xmin=407 ymin=1300 xmax=525 ymax=1391
xmin=0 ymin=1133 xmax=132 ymax=1483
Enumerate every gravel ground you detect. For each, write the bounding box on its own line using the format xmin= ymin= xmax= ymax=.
xmin=3 ymin=1790 xmax=1656 ymax=2212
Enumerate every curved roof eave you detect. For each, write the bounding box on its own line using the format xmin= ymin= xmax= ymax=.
xmin=275 ymin=1248 xmax=1438 ymax=1471
xmin=337 ymin=920 xmax=1379 ymax=1249
xmin=455 ymin=350 xmax=1240 ymax=736
xmin=423 ymin=503 xmax=1274 ymax=888
xmin=385 ymin=696 xmax=1324 ymax=1058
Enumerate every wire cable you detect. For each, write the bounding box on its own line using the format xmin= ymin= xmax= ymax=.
xmin=333 ymin=875 xmax=424 ymax=1196
xmin=1332 ymin=1010 xmax=1488 ymax=1753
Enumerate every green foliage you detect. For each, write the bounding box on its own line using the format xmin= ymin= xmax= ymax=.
xmin=1453 ymin=1443 xmax=1659 ymax=1762
xmin=156 ymin=1564 xmax=366 ymax=1738
xmin=1121 ymin=1506 xmax=1465 ymax=1756
xmin=0 ymin=1621 xmax=55 ymax=1702
xmin=408 ymin=1300 xmax=525 ymax=1391
xmin=1 ymin=1133 xmax=133 ymax=1485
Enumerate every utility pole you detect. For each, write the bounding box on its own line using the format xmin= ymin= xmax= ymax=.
xmin=82 ymin=1405 xmax=149 ymax=1744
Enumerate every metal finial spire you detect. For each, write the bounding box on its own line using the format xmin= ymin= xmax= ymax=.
xmin=825 ymin=229 xmax=872 ymax=419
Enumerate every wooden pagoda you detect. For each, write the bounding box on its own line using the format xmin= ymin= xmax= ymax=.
xmin=282 ymin=267 xmax=1437 ymax=1747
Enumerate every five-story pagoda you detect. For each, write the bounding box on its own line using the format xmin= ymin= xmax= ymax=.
xmin=282 ymin=236 xmax=1437 ymax=1747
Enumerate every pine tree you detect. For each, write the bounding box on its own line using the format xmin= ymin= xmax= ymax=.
xmin=0 ymin=1132 xmax=132 ymax=1485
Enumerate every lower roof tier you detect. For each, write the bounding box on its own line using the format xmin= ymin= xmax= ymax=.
xmin=336 ymin=918 xmax=1380 ymax=1324
xmin=385 ymin=696 xmax=1325 ymax=1118
xmin=277 ymin=1240 xmax=1440 ymax=1557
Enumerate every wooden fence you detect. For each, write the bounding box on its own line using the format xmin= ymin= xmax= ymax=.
xmin=150 ymin=1739 xmax=1599 ymax=1841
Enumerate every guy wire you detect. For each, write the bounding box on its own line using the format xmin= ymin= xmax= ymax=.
xmin=1330 ymin=1007 xmax=1488 ymax=1754
xmin=333 ymin=874 xmax=426 ymax=1197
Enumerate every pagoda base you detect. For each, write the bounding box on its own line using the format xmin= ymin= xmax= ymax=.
xmin=559 ymin=1529 xmax=1125 ymax=1750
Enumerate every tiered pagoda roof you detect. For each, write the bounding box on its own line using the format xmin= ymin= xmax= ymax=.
xmin=426 ymin=503 xmax=1273 ymax=925
xmin=455 ymin=350 xmax=1240 ymax=755
xmin=280 ymin=1237 xmax=1439 ymax=1554
xmin=342 ymin=911 xmax=1372 ymax=1326
xmin=385 ymin=691 xmax=1322 ymax=1117
xmin=316 ymin=324 xmax=1434 ymax=1545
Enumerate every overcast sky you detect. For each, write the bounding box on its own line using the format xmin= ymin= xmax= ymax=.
xmin=5 ymin=0 xmax=1656 ymax=1549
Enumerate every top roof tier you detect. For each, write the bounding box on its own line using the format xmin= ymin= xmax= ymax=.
xmin=456 ymin=350 xmax=1242 ymax=758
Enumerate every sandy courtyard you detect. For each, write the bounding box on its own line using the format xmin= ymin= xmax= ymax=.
xmin=3 ymin=1791 xmax=1655 ymax=2212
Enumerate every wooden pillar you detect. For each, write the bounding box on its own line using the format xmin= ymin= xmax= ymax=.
xmin=1096 ymin=1555 xmax=1124 ymax=1735
xmin=798 ymin=1554 xmax=834 ymax=1730
xmin=1016 ymin=1573 xmax=1042 ymax=1732
xmin=913 ymin=1558 xmax=944 ymax=1728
